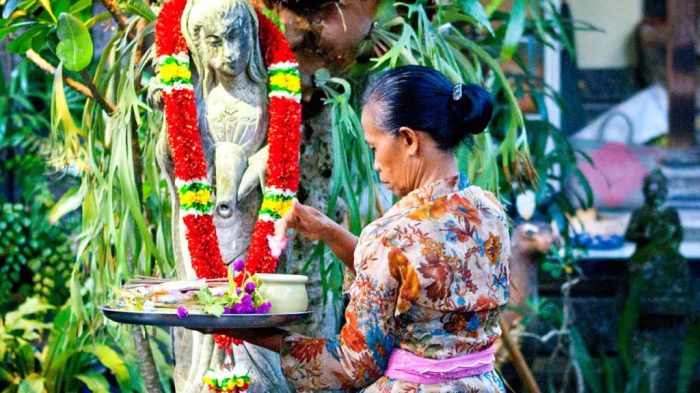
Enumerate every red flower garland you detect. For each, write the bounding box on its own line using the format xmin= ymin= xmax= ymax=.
xmin=155 ymin=0 xmax=301 ymax=282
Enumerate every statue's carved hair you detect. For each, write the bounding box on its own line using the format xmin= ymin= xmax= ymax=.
xmin=182 ymin=0 xmax=266 ymax=96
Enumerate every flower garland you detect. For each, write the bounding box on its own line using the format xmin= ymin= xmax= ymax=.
xmin=155 ymin=0 xmax=301 ymax=282
xmin=156 ymin=1 xmax=301 ymax=390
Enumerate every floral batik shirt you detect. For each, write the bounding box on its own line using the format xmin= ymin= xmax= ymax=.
xmin=281 ymin=174 xmax=510 ymax=392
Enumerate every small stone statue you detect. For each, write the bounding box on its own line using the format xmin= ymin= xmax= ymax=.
xmin=625 ymin=168 xmax=691 ymax=315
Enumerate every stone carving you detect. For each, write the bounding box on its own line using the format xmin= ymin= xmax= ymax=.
xmin=155 ymin=1 xmax=289 ymax=392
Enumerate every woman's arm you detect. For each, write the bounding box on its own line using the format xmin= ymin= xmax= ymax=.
xmin=275 ymin=199 xmax=358 ymax=274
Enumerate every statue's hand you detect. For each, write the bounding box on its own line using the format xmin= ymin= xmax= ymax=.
xmin=147 ymin=77 xmax=164 ymax=109
xmin=238 ymin=145 xmax=269 ymax=201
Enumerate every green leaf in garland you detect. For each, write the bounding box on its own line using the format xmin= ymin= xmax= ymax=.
xmin=56 ymin=13 xmax=93 ymax=72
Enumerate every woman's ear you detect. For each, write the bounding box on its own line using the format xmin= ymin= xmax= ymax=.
xmin=398 ymin=126 xmax=419 ymax=156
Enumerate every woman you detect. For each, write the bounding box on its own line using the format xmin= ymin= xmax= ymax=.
xmin=200 ymin=65 xmax=510 ymax=392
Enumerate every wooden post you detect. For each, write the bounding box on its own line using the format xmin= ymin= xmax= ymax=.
xmin=666 ymin=0 xmax=697 ymax=149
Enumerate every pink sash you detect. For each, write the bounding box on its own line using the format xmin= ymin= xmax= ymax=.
xmin=383 ymin=346 xmax=496 ymax=384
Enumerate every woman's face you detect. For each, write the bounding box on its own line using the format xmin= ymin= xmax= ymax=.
xmin=361 ymin=102 xmax=412 ymax=197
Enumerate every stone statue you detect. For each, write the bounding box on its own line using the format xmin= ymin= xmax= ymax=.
xmin=624 ymin=168 xmax=691 ymax=315
xmin=155 ymin=1 xmax=290 ymax=391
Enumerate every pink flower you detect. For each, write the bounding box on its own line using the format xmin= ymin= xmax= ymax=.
xmin=176 ymin=306 xmax=189 ymax=318
xmin=267 ymin=235 xmax=288 ymax=259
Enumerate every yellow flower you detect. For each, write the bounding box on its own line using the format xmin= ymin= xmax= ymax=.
xmin=193 ymin=189 xmax=212 ymax=204
xmin=261 ymin=198 xmax=292 ymax=216
xmin=159 ymin=63 xmax=179 ymax=82
xmin=180 ymin=191 xmax=196 ymax=205
xmin=564 ymin=265 xmax=573 ymax=274
xmin=177 ymin=66 xmax=191 ymax=80
xmin=270 ymin=73 xmax=301 ymax=93
xmin=160 ymin=62 xmax=190 ymax=82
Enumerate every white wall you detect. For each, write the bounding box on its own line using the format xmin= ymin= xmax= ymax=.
xmin=569 ymin=0 xmax=644 ymax=69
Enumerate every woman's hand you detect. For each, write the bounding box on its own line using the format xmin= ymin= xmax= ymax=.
xmin=274 ymin=199 xmax=332 ymax=241
xmin=274 ymin=200 xmax=358 ymax=273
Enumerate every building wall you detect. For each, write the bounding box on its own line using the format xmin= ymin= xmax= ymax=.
xmin=569 ymin=0 xmax=644 ymax=69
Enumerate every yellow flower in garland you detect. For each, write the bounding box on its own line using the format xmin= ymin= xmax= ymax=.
xmin=160 ymin=61 xmax=191 ymax=83
xmin=260 ymin=197 xmax=293 ymax=218
xmin=270 ymin=72 xmax=301 ymax=93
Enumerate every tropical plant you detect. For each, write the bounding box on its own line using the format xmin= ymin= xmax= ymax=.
xmin=0 ymin=297 xmax=173 ymax=393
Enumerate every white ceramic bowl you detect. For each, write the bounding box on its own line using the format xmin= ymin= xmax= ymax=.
xmin=256 ymin=274 xmax=309 ymax=314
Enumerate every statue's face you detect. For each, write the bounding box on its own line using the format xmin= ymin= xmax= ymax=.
xmin=198 ymin=7 xmax=252 ymax=78
xmin=643 ymin=171 xmax=667 ymax=206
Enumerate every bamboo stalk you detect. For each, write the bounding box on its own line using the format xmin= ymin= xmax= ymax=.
xmin=499 ymin=318 xmax=542 ymax=393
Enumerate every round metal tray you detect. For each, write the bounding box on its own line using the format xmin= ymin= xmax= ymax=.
xmin=100 ymin=306 xmax=311 ymax=329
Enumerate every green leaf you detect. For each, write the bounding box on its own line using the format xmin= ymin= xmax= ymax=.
xmin=75 ymin=372 xmax=111 ymax=393
xmin=18 ymin=374 xmax=44 ymax=393
xmin=49 ymin=184 xmax=86 ymax=224
xmin=2 ymin=0 xmax=21 ymax=19
xmin=56 ymin=13 xmax=93 ymax=72
xmin=38 ymin=0 xmax=58 ymax=23
xmin=499 ymin=0 xmax=526 ymax=60
xmin=4 ymin=298 xmax=53 ymax=329
xmin=125 ymin=0 xmax=156 ymax=22
xmin=86 ymin=344 xmax=132 ymax=392
xmin=69 ymin=0 xmax=93 ymax=15
xmin=6 ymin=25 xmax=46 ymax=54
xmin=456 ymin=0 xmax=493 ymax=34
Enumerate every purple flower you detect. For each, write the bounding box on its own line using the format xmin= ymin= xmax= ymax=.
xmin=244 ymin=282 xmax=256 ymax=294
xmin=256 ymin=301 xmax=272 ymax=314
xmin=176 ymin=306 xmax=189 ymax=318
xmin=236 ymin=288 xmax=242 ymax=295
xmin=233 ymin=259 xmax=245 ymax=272
xmin=223 ymin=306 xmax=232 ymax=314
xmin=240 ymin=294 xmax=252 ymax=306
xmin=231 ymin=303 xmax=244 ymax=314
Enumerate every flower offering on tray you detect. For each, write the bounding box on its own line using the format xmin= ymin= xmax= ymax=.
xmin=111 ymin=261 xmax=271 ymax=317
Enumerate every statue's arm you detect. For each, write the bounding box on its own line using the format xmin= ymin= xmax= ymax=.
xmin=237 ymin=144 xmax=269 ymax=201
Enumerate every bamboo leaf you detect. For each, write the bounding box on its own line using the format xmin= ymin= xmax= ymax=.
xmin=125 ymin=0 xmax=157 ymax=22
xmin=56 ymin=13 xmax=93 ymax=72
xmin=456 ymin=0 xmax=493 ymax=34
xmin=499 ymin=0 xmax=526 ymax=60
xmin=49 ymin=184 xmax=86 ymax=223
xmin=75 ymin=372 xmax=111 ymax=393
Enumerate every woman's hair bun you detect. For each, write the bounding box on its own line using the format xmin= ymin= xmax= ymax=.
xmin=449 ymin=83 xmax=494 ymax=136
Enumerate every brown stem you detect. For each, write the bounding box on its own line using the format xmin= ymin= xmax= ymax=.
xmin=25 ymin=49 xmax=117 ymax=114
xmin=499 ymin=318 xmax=542 ymax=393
xmin=131 ymin=326 xmax=163 ymax=393
xmin=79 ymin=70 xmax=117 ymax=114
xmin=99 ymin=0 xmax=128 ymax=30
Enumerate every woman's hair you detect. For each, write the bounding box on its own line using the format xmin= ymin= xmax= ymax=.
xmin=362 ymin=65 xmax=493 ymax=150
